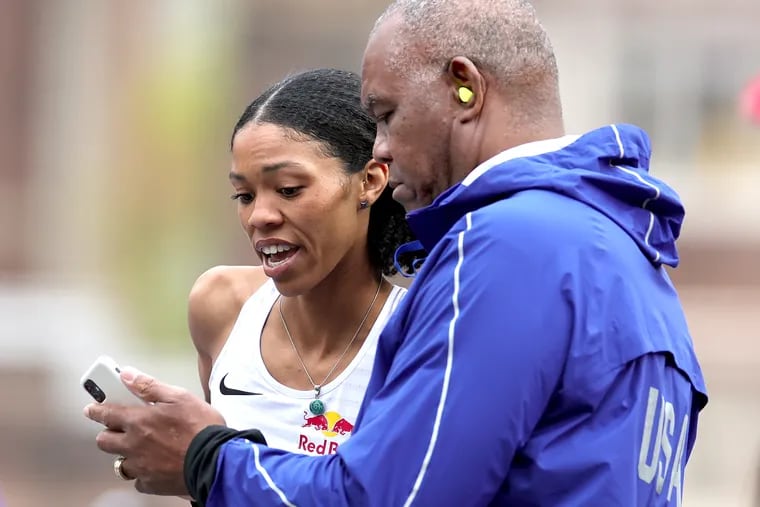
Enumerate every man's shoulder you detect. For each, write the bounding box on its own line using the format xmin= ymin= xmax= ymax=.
xmin=451 ymin=190 xmax=602 ymax=253
xmin=474 ymin=190 xmax=594 ymax=230
xmin=418 ymin=192 xmax=588 ymax=281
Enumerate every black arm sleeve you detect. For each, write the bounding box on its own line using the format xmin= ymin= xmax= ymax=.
xmin=184 ymin=425 xmax=267 ymax=507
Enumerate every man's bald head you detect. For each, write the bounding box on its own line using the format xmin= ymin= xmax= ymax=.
xmin=373 ymin=0 xmax=559 ymax=99
xmin=361 ymin=0 xmax=565 ymax=210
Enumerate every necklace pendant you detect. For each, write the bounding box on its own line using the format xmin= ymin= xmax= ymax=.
xmin=309 ymin=398 xmax=325 ymax=416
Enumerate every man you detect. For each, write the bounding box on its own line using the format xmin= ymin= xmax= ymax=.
xmin=86 ymin=1 xmax=708 ymax=505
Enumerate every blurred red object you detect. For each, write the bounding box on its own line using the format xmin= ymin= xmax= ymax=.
xmin=740 ymin=74 xmax=760 ymax=125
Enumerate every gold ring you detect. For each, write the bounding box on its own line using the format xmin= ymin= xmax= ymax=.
xmin=113 ymin=456 xmax=133 ymax=481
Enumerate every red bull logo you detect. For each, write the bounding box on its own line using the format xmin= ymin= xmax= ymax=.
xmin=301 ymin=412 xmax=329 ymax=431
xmin=299 ymin=410 xmax=354 ymax=455
xmin=331 ymin=417 xmax=354 ymax=435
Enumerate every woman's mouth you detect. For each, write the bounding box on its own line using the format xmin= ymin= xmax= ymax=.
xmin=259 ymin=244 xmax=299 ymax=269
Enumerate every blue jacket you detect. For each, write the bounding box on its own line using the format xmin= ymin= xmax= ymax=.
xmin=205 ymin=124 xmax=708 ymax=506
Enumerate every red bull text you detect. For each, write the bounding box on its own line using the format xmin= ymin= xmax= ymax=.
xmin=298 ymin=411 xmax=354 ymax=455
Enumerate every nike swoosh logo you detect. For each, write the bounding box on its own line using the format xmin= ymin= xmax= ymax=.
xmin=219 ymin=373 xmax=263 ymax=396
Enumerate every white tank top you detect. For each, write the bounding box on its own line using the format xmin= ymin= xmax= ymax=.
xmin=209 ymin=279 xmax=406 ymax=456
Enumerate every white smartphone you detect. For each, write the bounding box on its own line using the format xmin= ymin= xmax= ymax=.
xmin=80 ymin=355 xmax=144 ymax=406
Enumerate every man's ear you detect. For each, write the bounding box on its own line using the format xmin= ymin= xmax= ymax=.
xmin=447 ymin=56 xmax=486 ymax=123
xmin=359 ymin=159 xmax=390 ymax=207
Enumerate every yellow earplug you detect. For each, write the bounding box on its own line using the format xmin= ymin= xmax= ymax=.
xmin=457 ymin=86 xmax=474 ymax=104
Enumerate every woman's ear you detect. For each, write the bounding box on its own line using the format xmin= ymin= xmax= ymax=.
xmin=359 ymin=159 xmax=389 ymax=208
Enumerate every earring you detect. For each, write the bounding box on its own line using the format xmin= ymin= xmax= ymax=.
xmin=359 ymin=200 xmax=369 ymax=209
xmin=458 ymin=86 xmax=474 ymax=104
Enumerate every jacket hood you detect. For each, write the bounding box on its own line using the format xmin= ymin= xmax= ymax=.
xmin=405 ymin=124 xmax=685 ymax=268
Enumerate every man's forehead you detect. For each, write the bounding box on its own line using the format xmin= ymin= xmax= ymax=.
xmin=362 ymin=12 xmax=406 ymax=70
xmin=362 ymin=28 xmax=394 ymax=71
xmin=369 ymin=10 xmax=404 ymax=46
xmin=360 ymin=46 xmax=393 ymax=105
xmin=361 ymin=16 xmax=412 ymax=103
xmin=361 ymin=49 xmax=407 ymax=107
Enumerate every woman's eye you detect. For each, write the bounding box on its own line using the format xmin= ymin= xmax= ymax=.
xmin=278 ymin=186 xmax=303 ymax=198
xmin=231 ymin=192 xmax=254 ymax=204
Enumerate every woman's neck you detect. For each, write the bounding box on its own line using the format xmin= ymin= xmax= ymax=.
xmin=278 ymin=257 xmax=388 ymax=358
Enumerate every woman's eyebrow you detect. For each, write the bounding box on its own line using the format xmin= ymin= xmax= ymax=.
xmin=229 ymin=161 xmax=306 ymax=181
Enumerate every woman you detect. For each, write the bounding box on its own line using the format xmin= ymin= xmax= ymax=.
xmin=188 ymin=68 xmax=413 ymax=455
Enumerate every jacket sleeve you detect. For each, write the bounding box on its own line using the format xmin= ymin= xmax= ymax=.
xmin=200 ymin=209 xmax=574 ymax=507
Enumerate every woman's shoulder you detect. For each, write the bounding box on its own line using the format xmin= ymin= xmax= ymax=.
xmin=188 ymin=265 xmax=269 ymax=353
xmin=190 ymin=265 xmax=268 ymax=305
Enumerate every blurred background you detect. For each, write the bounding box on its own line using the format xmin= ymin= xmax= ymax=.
xmin=0 ymin=0 xmax=758 ymax=505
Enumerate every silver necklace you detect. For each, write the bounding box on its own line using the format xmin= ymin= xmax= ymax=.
xmin=278 ymin=279 xmax=383 ymax=416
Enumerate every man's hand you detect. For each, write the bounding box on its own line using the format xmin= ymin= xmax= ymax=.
xmin=84 ymin=367 xmax=225 ymax=496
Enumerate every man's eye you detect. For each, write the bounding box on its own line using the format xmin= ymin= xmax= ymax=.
xmin=278 ymin=187 xmax=303 ymax=198
xmin=377 ymin=111 xmax=393 ymax=123
xmin=231 ymin=192 xmax=254 ymax=204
